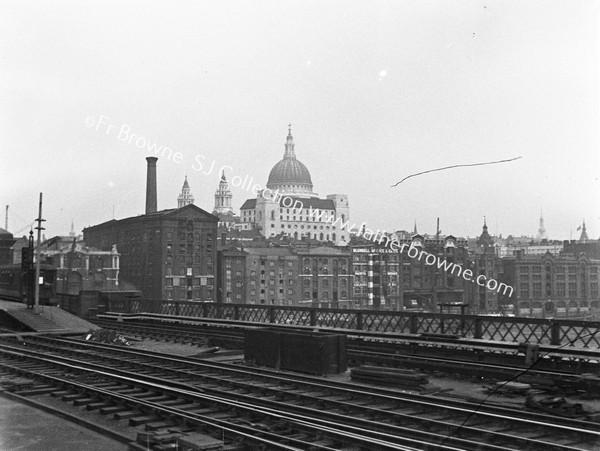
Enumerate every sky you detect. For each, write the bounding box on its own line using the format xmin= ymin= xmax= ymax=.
xmin=1 ymin=0 xmax=598 ymax=241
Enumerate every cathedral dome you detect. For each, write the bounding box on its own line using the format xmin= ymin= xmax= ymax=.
xmin=267 ymin=159 xmax=313 ymax=189
xmin=266 ymin=126 xmax=315 ymax=195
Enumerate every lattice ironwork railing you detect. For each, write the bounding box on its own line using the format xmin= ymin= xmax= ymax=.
xmin=479 ymin=318 xmax=553 ymax=344
xmin=105 ymin=300 xmax=600 ymax=348
xmin=558 ymin=322 xmax=600 ymax=348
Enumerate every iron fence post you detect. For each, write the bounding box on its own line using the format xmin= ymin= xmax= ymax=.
xmin=410 ymin=314 xmax=418 ymax=334
xmin=474 ymin=318 xmax=483 ymax=339
xmin=550 ymin=319 xmax=561 ymax=346
xmin=310 ymin=309 xmax=317 ymax=327
xmin=356 ymin=311 xmax=363 ymax=330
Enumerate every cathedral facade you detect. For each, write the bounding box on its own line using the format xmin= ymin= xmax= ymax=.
xmin=239 ymin=127 xmax=350 ymax=244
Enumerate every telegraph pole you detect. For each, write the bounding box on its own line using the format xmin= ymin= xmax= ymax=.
xmin=34 ymin=193 xmax=45 ymax=310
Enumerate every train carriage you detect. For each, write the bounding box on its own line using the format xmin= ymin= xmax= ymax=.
xmin=0 ymin=263 xmax=57 ymax=305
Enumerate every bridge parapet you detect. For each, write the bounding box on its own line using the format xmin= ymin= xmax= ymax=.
xmin=106 ymin=299 xmax=600 ymax=349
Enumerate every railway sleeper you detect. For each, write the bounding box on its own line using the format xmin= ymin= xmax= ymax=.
xmin=114 ymin=410 xmax=142 ymax=420
xmin=62 ymin=392 xmax=88 ymax=401
xmin=86 ymin=401 xmax=112 ymax=411
xmin=13 ymin=384 xmax=56 ymax=396
xmin=129 ymin=415 xmax=159 ymax=426
xmin=100 ymin=405 xmax=130 ymax=415
xmin=145 ymin=421 xmax=177 ymax=431
xmin=73 ymin=397 xmax=96 ymax=406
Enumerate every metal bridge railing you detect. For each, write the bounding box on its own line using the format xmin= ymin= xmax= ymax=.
xmin=106 ymin=299 xmax=600 ymax=348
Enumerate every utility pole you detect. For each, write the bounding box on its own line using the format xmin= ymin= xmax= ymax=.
xmin=4 ymin=205 xmax=7 ymax=230
xmin=433 ymin=217 xmax=440 ymax=309
xmin=34 ymin=193 xmax=45 ymax=310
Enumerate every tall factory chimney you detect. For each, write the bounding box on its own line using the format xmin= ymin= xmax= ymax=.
xmin=145 ymin=157 xmax=158 ymax=214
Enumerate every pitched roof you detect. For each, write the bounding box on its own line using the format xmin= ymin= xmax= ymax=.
xmin=84 ymin=204 xmax=217 ymax=231
xmin=240 ymin=199 xmax=256 ymax=209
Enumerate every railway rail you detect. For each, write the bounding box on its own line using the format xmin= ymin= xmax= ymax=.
xmin=0 ymin=335 xmax=599 ymax=450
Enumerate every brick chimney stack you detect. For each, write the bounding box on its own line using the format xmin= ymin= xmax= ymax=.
xmin=145 ymin=157 xmax=158 ymax=214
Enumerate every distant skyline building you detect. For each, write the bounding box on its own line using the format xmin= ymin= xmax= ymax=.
xmin=177 ymin=176 xmax=195 ymax=208
xmin=213 ymin=171 xmax=233 ymax=216
xmin=580 ymin=220 xmax=589 ymax=242
xmin=473 ymin=219 xmax=502 ymax=313
xmin=537 ymin=210 xmax=547 ymax=240
xmin=213 ymin=172 xmax=238 ymax=229
xmin=239 ymin=126 xmax=350 ymax=244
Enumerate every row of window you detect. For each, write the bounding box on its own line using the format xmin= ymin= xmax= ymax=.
xmin=167 ymin=243 xmax=213 ymax=254
xmin=166 ymin=266 xmax=213 ymax=276
xmin=250 ymin=288 xmax=294 ymax=295
xmin=521 ymin=265 xmax=597 ymax=273
xmin=302 ymin=279 xmax=348 ymax=287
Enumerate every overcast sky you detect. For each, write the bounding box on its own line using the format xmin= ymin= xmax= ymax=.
xmin=1 ymin=0 xmax=598 ymax=241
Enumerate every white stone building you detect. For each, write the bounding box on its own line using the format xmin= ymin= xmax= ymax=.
xmin=240 ymin=126 xmax=350 ymax=245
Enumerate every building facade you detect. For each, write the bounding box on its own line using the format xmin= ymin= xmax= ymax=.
xmin=398 ymin=234 xmax=472 ymax=312
xmin=38 ymin=236 xmax=120 ymax=294
xmin=84 ymin=204 xmax=218 ymax=301
xmin=242 ymin=247 xmax=299 ymax=305
xmin=216 ymin=245 xmax=247 ymax=303
xmin=297 ymin=245 xmax=352 ymax=308
xmin=351 ymin=243 xmax=400 ymax=309
xmin=513 ymin=251 xmax=600 ymax=317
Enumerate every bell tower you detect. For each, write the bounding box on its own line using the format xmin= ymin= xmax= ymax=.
xmin=177 ymin=176 xmax=194 ymax=208
xmin=213 ymin=171 xmax=233 ymax=215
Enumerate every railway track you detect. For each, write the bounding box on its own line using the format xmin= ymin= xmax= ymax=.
xmin=0 ymin=335 xmax=598 ymax=450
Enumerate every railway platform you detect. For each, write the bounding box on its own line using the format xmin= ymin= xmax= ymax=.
xmin=0 ymin=299 xmax=99 ymax=335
